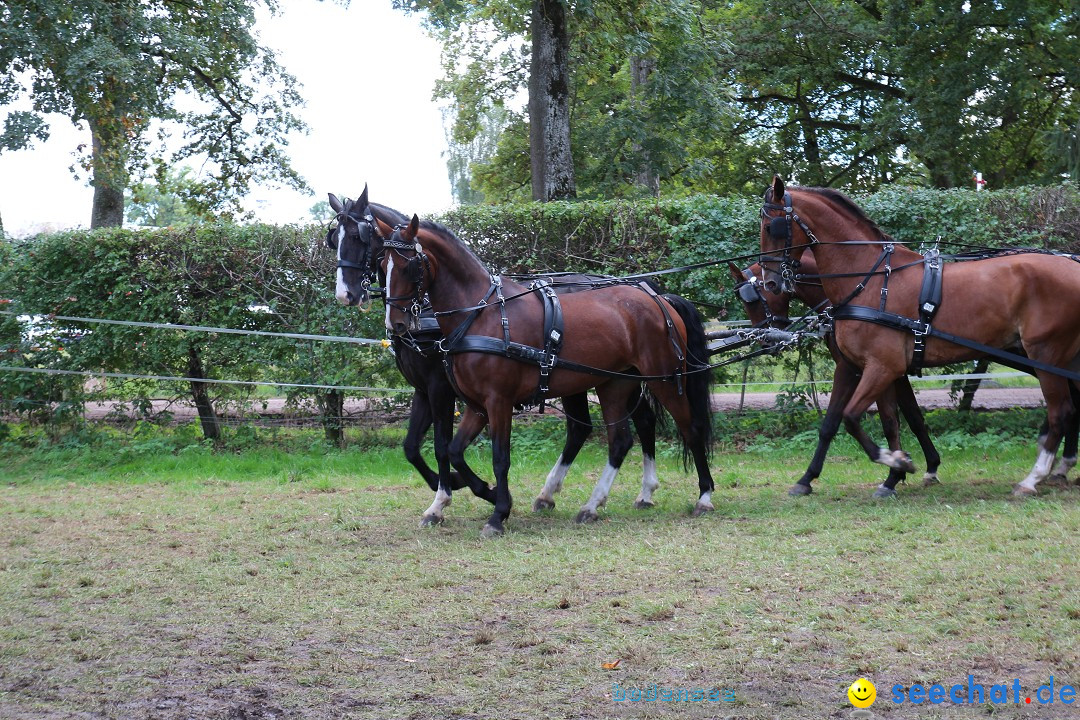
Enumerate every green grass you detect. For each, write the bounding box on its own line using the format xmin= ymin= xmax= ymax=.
xmin=0 ymin=420 xmax=1078 ymax=719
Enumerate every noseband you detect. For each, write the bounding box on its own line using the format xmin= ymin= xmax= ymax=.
xmin=760 ymin=188 xmax=819 ymax=294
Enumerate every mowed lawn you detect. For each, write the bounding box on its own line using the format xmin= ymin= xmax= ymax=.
xmin=1 ymin=429 xmax=1078 ymax=720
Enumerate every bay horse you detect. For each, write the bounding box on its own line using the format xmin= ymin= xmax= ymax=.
xmin=327 ymin=189 xmax=665 ymax=526
xmin=377 ymin=214 xmax=715 ymax=536
xmin=758 ymin=175 xmax=1080 ymax=496
xmin=728 ymin=258 xmax=942 ymax=498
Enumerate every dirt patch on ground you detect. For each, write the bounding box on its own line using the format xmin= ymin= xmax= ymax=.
xmin=79 ymin=386 xmax=1046 ymax=425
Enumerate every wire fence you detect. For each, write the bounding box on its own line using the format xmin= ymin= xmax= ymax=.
xmin=0 ymin=307 xmax=1037 ymax=429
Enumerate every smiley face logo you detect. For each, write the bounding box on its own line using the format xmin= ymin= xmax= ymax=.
xmin=848 ymin=678 xmax=876 ymax=708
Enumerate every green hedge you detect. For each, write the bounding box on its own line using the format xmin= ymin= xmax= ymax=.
xmin=2 ymin=184 xmax=1076 ymax=443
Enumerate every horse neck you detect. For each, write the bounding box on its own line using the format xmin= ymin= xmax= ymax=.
xmin=420 ymin=231 xmax=500 ymax=313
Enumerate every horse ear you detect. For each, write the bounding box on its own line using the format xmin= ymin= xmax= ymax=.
xmin=400 ymin=214 xmax=420 ymax=243
xmin=357 ymin=184 xmax=369 ymax=209
xmin=328 ymin=193 xmax=344 ymax=213
xmin=727 ymin=261 xmax=746 ymax=284
xmin=372 ymin=216 xmax=394 ymax=239
xmin=772 ymin=174 xmax=786 ymax=200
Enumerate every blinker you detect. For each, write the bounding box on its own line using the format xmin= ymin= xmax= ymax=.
xmin=738 ymin=283 xmax=760 ymax=303
xmin=769 ymin=216 xmax=788 ymax=239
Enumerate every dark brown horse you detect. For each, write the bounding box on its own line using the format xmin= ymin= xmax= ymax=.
xmin=377 ymin=215 xmax=715 ymax=536
xmin=729 ymin=258 xmax=942 ymax=498
xmin=328 ymin=189 xmax=662 ymax=526
xmin=759 ymin=176 xmax=1080 ymax=496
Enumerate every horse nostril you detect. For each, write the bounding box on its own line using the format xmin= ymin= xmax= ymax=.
xmin=392 ymin=321 xmax=408 ymax=336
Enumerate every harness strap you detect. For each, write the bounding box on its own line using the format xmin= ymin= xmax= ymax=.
xmin=911 ymin=248 xmax=943 ymax=373
xmin=831 ymin=304 xmax=1080 ymax=383
xmin=638 ymin=281 xmax=686 ymax=395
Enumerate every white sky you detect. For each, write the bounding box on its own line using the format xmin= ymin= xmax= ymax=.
xmin=0 ymin=0 xmax=453 ymax=237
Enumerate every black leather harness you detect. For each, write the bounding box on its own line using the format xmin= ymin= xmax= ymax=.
xmin=438 ymin=277 xmax=686 ymax=412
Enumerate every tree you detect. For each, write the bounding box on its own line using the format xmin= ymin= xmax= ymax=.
xmin=716 ymin=0 xmax=1080 ymax=189
xmin=0 ymin=0 xmax=309 ymax=228
xmin=125 ymin=162 xmax=210 ymax=227
xmin=396 ymin=0 xmax=577 ymax=200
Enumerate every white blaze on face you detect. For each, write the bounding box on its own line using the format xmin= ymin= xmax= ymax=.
xmin=384 ymin=253 xmax=396 ymax=331
xmin=334 ymin=224 xmax=350 ymax=305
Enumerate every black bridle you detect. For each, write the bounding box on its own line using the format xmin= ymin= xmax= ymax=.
xmin=327 ymin=206 xmax=382 ymax=301
xmin=382 ymin=227 xmax=432 ymax=332
xmin=734 ymin=266 xmax=789 ymax=329
xmin=759 ymin=187 xmax=819 ymax=294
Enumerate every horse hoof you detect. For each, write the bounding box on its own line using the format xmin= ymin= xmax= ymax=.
xmin=691 ymin=501 xmax=715 ymax=517
xmin=873 ymin=486 xmax=897 ymax=500
xmin=419 ymin=514 xmax=444 ymax=527
xmin=788 ymin=483 xmax=813 ymax=497
xmin=532 ymin=497 xmax=555 ymax=512
xmin=1011 ymin=484 xmax=1037 ymax=498
xmin=922 ymin=473 xmax=941 ymax=487
xmin=1043 ymin=473 xmax=1069 ymax=489
xmin=896 ymin=452 xmax=916 ymax=474
xmin=574 ymin=509 xmax=600 ymax=524
xmin=480 ymin=522 xmax=504 ymax=538
xmin=633 ymin=499 xmax=655 ymax=509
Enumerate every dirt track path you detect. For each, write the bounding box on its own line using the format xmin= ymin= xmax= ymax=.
xmin=80 ymin=385 xmax=1045 ymax=424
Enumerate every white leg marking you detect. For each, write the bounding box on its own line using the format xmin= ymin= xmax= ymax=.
xmin=875 ymin=447 xmax=893 ymax=466
xmin=694 ymin=490 xmax=714 ymax=515
xmin=635 ymin=455 xmax=660 ymax=506
xmin=383 ymin=254 xmax=395 ymax=331
xmin=580 ymin=463 xmax=620 ymax=516
xmin=536 ymin=456 xmax=569 ymax=504
xmin=1019 ymin=447 xmax=1057 ymax=491
xmin=422 ymin=486 xmax=452 ymax=521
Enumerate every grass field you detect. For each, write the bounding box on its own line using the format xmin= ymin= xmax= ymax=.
xmin=1 ymin=418 xmax=1079 ymax=719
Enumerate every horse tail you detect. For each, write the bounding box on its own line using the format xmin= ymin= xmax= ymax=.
xmin=661 ymin=293 xmax=715 ymax=466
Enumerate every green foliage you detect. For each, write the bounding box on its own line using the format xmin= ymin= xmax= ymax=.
xmin=0 ymin=223 xmax=395 ymax=442
xmin=0 ymin=0 xmax=308 ymax=224
xmin=402 ymin=0 xmax=1078 ymax=198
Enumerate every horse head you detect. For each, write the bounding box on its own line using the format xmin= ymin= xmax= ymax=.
xmin=327 ymin=184 xmax=380 ymax=307
xmin=728 ymin=260 xmax=792 ymax=330
xmin=378 ymin=214 xmax=437 ymax=336
xmin=759 ymin=175 xmax=817 ymax=296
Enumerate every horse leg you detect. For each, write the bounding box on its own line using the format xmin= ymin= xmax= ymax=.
xmin=1014 ymin=373 xmax=1075 ymax=496
xmin=894 ymin=375 xmax=941 ymax=487
xmin=873 ymin=383 xmax=909 ymax=499
xmin=790 ymin=354 xmax=857 ymax=496
xmin=646 ymin=379 xmax=716 ymax=516
xmin=1048 ymin=383 xmax=1080 ymax=485
xmin=841 ymin=366 xmax=917 ymax=477
xmin=574 ymin=383 xmax=636 ymax=524
xmin=629 ymin=386 xmax=661 ymax=509
xmin=419 ymin=381 xmax=473 ymax=527
xmin=402 ymin=390 xmax=441 ymax=493
xmin=446 ymin=407 xmax=496 ymax=506
xmin=481 ymin=398 xmax=515 ymax=538
xmin=533 ymin=392 xmax=593 ymax=512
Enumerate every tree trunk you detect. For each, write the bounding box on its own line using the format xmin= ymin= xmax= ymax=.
xmin=187 ymin=345 xmax=222 ymax=445
xmin=88 ymin=116 xmax=128 ymax=229
xmin=529 ymin=0 xmax=576 ymax=201
xmin=318 ymin=390 xmax=346 ymax=449
xmin=630 ymin=56 xmax=659 ymax=196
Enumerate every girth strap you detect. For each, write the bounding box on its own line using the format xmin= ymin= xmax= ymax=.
xmin=831 ymin=304 xmax=1080 ymax=383
xmin=911 ymin=248 xmax=943 ymax=373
